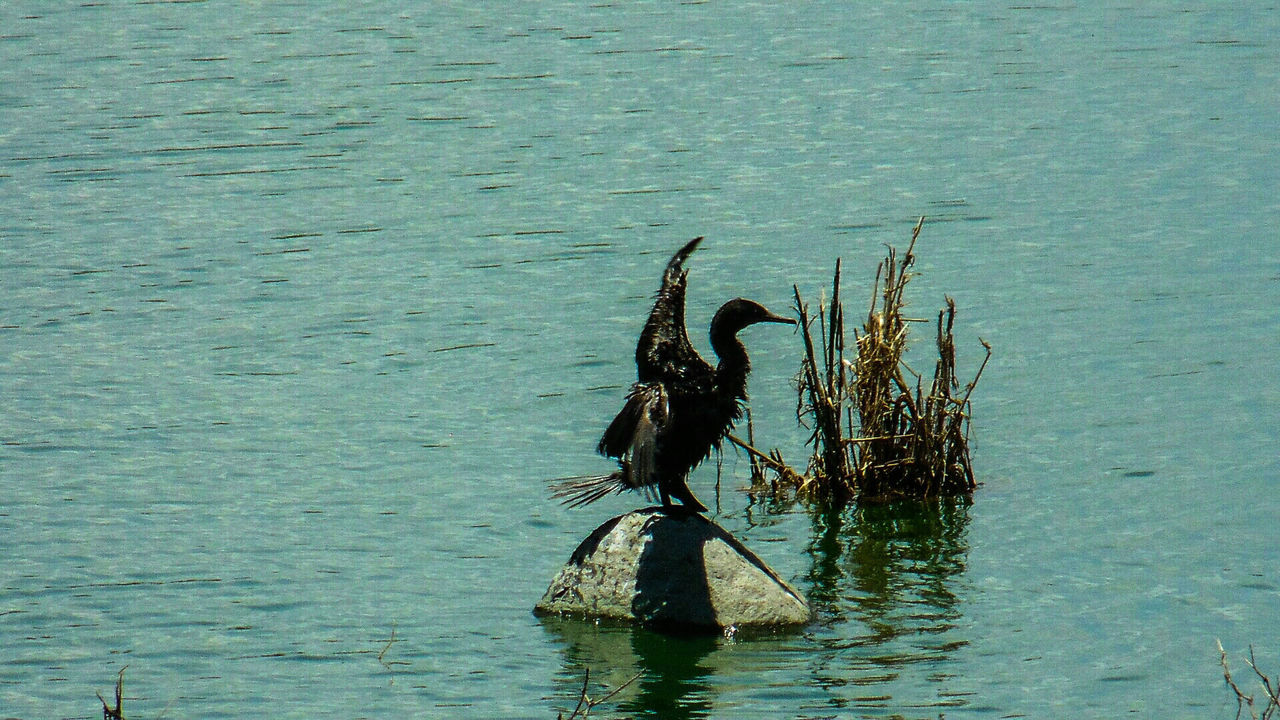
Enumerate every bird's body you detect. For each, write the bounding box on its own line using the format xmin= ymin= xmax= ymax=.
xmin=553 ymin=237 xmax=793 ymax=512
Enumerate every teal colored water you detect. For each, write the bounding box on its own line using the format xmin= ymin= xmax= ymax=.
xmin=2 ymin=4 xmax=1277 ymax=718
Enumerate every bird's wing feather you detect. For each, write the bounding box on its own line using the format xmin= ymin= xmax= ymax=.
xmin=597 ymin=383 xmax=667 ymax=488
xmin=627 ymin=384 xmax=667 ymax=490
xmin=597 ymin=386 xmax=643 ymax=458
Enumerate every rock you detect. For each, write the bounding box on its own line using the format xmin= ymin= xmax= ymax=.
xmin=535 ymin=508 xmax=811 ymax=633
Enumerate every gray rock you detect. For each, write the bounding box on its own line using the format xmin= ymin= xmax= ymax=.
xmin=535 ymin=508 xmax=811 ymax=633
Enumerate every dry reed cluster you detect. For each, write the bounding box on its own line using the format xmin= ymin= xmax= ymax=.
xmin=738 ymin=218 xmax=990 ymax=506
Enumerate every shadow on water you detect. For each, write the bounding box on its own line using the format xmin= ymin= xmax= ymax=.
xmin=803 ymin=496 xmax=974 ymax=714
xmin=541 ymin=617 xmax=718 ymax=720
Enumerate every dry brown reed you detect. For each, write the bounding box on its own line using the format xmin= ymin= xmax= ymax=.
xmin=739 ymin=217 xmax=989 ymax=506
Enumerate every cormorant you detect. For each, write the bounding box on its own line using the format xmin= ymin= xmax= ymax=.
xmin=552 ymin=237 xmax=794 ymax=512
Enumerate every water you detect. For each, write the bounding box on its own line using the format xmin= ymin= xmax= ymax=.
xmin=2 ymin=3 xmax=1277 ymax=718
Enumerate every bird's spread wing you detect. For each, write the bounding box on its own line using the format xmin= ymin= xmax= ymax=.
xmin=597 ymin=383 xmax=667 ymax=490
xmin=635 ymin=238 xmax=710 ymax=384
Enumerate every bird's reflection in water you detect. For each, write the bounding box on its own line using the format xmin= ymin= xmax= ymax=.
xmin=620 ymin=630 xmax=718 ymax=719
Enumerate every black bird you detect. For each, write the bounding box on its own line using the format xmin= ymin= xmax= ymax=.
xmin=552 ymin=237 xmax=794 ymax=512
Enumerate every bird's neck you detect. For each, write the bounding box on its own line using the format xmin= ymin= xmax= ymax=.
xmin=710 ymin=326 xmax=751 ymax=390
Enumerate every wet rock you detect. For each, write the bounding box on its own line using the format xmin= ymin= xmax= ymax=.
xmin=535 ymin=508 xmax=811 ymax=633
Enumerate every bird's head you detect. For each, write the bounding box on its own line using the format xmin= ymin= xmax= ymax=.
xmin=711 ymin=298 xmax=796 ymax=335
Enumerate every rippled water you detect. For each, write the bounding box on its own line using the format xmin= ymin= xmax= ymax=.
xmin=2 ymin=3 xmax=1277 ymax=719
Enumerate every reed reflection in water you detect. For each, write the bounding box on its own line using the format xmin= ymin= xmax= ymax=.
xmin=801 ymin=497 xmax=973 ymax=714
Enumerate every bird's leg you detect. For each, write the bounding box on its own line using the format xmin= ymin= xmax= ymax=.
xmin=679 ymin=491 xmax=709 ymax=513
xmin=666 ymin=477 xmax=708 ymax=513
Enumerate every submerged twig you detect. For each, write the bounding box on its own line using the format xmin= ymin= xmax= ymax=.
xmin=1220 ymin=640 xmax=1280 ymax=720
xmin=379 ymin=622 xmax=398 ymax=670
xmin=557 ymin=667 xmax=643 ymax=719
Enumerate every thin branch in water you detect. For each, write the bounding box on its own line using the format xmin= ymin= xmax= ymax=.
xmin=1220 ymin=639 xmax=1280 ymax=720
xmin=558 ymin=666 xmax=643 ymax=719
xmin=564 ymin=667 xmax=590 ymax=720
xmin=728 ymin=433 xmax=805 ymax=488
xmin=378 ymin=622 xmax=398 ymax=669
xmin=595 ymin=671 xmax=643 ymax=707
xmin=97 ymin=666 xmax=127 ymax=720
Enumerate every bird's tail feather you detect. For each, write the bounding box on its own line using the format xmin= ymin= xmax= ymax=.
xmin=549 ymin=472 xmax=628 ymax=508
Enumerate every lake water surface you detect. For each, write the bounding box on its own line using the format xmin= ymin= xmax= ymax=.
xmin=2 ymin=3 xmax=1277 ymax=719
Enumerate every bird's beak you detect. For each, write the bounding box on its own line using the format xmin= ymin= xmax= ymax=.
xmin=763 ymin=311 xmax=796 ymax=325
